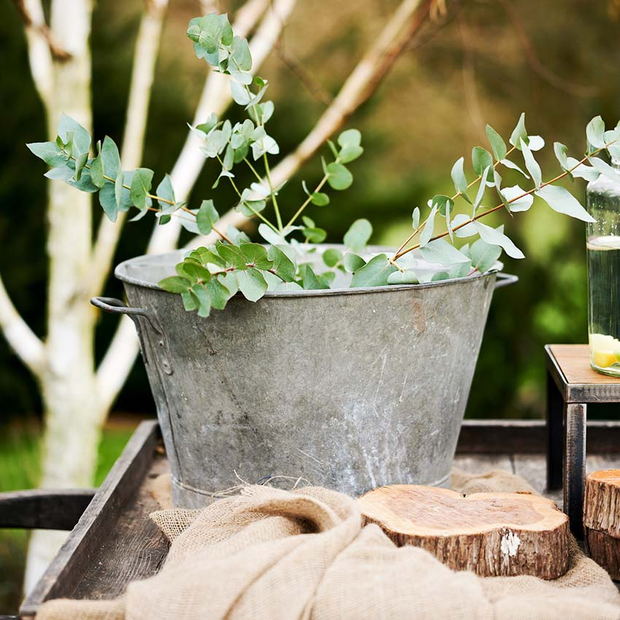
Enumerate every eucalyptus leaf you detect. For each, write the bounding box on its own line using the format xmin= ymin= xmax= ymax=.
xmin=553 ymin=142 xmax=569 ymax=170
xmin=420 ymin=239 xmax=471 ymax=266
xmin=520 ymin=139 xmax=542 ymax=188
xmin=268 ymin=245 xmax=296 ymax=281
xmin=501 ymin=185 xmax=533 ymax=212
xmin=474 ymin=221 xmax=525 ymax=259
xmin=27 ymin=141 xmax=68 ymax=167
xmin=322 ymin=248 xmax=343 ymax=267
xmin=486 ymin=125 xmax=507 ymax=161
xmin=350 ymin=254 xmax=397 ymax=287
xmin=535 ymin=185 xmax=595 ymax=223
xmin=586 ymin=116 xmax=606 ymax=151
xmin=450 ymin=157 xmax=467 ymax=194
xmin=419 ymin=206 xmax=437 ymax=248
xmin=130 ymin=168 xmax=154 ymax=210
xmin=472 ymin=146 xmax=493 ymax=177
xmin=159 ymin=276 xmax=191 ymax=294
xmin=98 ymin=181 xmax=118 ymax=222
xmin=196 ymin=199 xmax=219 ymax=235
xmin=566 ymin=157 xmax=599 ymax=182
xmin=387 ymin=270 xmax=419 ymax=285
xmin=326 ymin=162 xmax=353 ymax=190
xmin=470 ymin=238 xmax=502 ymax=273
xmin=412 ymin=206 xmax=420 ymax=230
xmin=509 ymin=113 xmax=528 ymax=149
xmin=343 ymin=253 xmax=366 ymax=273
xmin=589 ymin=157 xmax=620 ymax=185
xmin=343 ymin=219 xmax=372 ymax=252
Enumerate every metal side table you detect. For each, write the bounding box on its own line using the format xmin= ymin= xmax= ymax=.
xmin=546 ymin=344 xmax=620 ymax=537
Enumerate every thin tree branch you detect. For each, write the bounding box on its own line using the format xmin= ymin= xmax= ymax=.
xmin=496 ymin=0 xmax=597 ymax=98
xmin=0 ymin=271 xmax=46 ymax=378
xmin=13 ymin=0 xmax=71 ymax=62
xmin=14 ymin=0 xmax=56 ymax=106
xmin=88 ymin=0 xmax=169 ymax=300
xmin=188 ymin=0 xmax=433 ymax=248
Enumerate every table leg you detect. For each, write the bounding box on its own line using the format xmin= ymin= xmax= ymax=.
xmin=546 ymin=370 xmax=563 ymax=491
xmin=564 ymin=402 xmax=587 ymax=538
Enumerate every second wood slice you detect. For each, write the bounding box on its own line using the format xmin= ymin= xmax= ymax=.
xmin=359 ymin=485 xmax=569 ymax=579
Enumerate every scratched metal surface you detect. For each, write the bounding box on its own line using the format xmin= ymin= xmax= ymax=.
xmin=114 ymin=245 xmax=499 ymax=507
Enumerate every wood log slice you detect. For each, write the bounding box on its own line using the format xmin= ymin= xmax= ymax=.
xmin=359 ymin=485 xmax=569 ymax=579
xmin=584 ymin=470 xmax=620 ymax=579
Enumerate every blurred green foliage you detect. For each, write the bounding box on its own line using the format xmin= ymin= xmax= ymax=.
xmin=2 ymin=0 xmax=620 ymax=422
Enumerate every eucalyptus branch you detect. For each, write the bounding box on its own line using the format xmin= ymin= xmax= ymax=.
xmin=392 ymin=144 xmax=519 ymax=258
xmin=393 ymin=145 xmax=608 ymax=261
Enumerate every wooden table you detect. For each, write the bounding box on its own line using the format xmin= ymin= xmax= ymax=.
xmin=546 ymin=344 xmax=620 ymax=538
xmin=4 ymin=418 xmax=620 ymax=618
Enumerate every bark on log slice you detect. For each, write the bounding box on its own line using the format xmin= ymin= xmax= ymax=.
xmin=585 ymin=529 xmax=620 ymax=580
xmin=359 ymin=485 xmax=569 ymax=579
xmin=584 ymin=470 xmax=620 ymax=579
xmin=584 ymin=470 xmax=620 ymax=538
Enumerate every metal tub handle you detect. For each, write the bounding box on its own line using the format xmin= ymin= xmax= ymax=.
xmin=91 ymin=297 xmax=173 ymax=375
xmin=91 ymin=296 xmax=152 ymax=319
xmin=494 ymin=273 xmax=518 ymax=289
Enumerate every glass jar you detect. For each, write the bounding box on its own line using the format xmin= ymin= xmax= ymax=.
xmin=586 ymin=158 xmax=620 ymax=376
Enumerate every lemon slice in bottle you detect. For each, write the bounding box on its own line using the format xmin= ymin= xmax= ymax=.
xmin=590 ymin=334 xmax=620 ymax=368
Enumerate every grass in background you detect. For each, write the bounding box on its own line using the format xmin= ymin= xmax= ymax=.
xmin=0 ymin=420 xmax=136 ymax=614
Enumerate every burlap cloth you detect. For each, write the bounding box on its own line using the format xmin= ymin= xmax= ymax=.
xmin=37 ymin=469 xmax=620 ymax=620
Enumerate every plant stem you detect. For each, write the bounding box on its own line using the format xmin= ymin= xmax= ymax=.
xmin=244 ymin=158 xmax=263 ymax=183
xmin=392 ymin=147 xmax=602 ymax=261
xmin=216 ymin=157 xmax=280 ymax=233
xmin=285 ymin=173 xmax=330 ymax=229
xmin=263 ymin=153 xmax=283 ymax=231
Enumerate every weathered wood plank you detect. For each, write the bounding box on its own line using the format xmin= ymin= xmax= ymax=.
xmin=72 ymin=455 xmax=170 ymax=600
xmin=20 ymin=421 xmax=160 ymax=619
xmin=453 ymin=454 xmax=514 ymax=474
xmin=0 ymin=490 xmax=94 ymax=530
xmin=457 ymin=420 xmax=620 ymax=454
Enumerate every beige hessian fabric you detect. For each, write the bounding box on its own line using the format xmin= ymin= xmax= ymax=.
xmin=37 ymin=469 xmax=620 ymax=620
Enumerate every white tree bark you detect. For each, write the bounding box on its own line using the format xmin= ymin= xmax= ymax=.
xmin=88 ymin=0 xmax=170 ymax=301
xmin=24 ymin=0 xmax=97 ymax=593
xmin=0 ymin=273 xmax=46 ymax=377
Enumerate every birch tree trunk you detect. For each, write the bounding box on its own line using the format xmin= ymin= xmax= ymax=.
xmin=23 ymin=0 xmax=98 ymax=592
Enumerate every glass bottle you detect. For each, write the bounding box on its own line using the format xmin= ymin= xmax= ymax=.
xmin=586 ymin=158 xmax=620 ymax=376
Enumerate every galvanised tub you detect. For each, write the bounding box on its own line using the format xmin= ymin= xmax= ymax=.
xmin=93 ymin=245 xmax=516 ymax=507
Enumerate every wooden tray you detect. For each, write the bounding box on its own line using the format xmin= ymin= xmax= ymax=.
xmin=11 ymin=418 xmax=620 ymax=618
xmin=19 ymin=421 xmax=168 ymax=619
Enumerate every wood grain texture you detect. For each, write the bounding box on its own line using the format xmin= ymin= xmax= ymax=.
xmin=549 ymin=345 xmax=620 ymax=386
xmin=586 ymin=529 xmax=620 ymax=580
xmin=359 ymin=485 xmax=570 ymax=579
xmin=547 ymin=344 xmax=620 ymax=403
xmin=584 ymin=470 xmax=620 ymax=538
xmin=20 ymin=421 xmax=162 ymax=619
